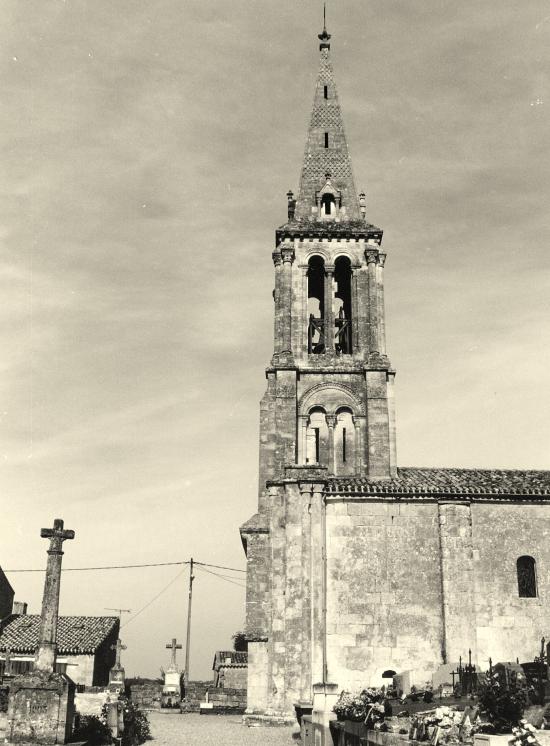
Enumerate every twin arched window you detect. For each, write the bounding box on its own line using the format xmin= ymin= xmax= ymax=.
xmin=517 ymin=556 xmax=537 ymax=598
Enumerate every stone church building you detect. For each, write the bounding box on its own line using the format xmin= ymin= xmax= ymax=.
xmin=240 ymin=21 xmax=550 ymax=723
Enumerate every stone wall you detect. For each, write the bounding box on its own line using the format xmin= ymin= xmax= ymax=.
xmin=219 ymin=666 xmax=247 ymax=689
xmin=74 ymin=690 xmax=110 ymax=716
xmin=472 ymin=503 xmax=550 ymax=665
xmin=64 ymin=654 xmax=95 ymax=687
xmin=326 ymin=499 xmax=444 ymax=689
xmin=128 ymin=682 xmax=162 ymax=710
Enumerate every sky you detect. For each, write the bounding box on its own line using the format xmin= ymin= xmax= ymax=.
xmin=1 ymin=0 xmax=549 ymax=680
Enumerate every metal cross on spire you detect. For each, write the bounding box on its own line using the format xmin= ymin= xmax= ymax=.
xmin=318 ymin=2 xmax=331 ymax=49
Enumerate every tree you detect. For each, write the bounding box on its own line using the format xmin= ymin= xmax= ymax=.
xmin=232 ymin=631 xmax=248 ymax=652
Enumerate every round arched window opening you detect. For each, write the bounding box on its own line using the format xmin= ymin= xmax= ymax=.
xmin=517 ymin=555 xmax=537 ymax=598
xmin=321 ymin=193 xmax=336 ymax=216
xmin=307 ymin=256 xmax=325 ymax=354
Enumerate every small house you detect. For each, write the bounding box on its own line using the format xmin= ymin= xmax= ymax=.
xmin=0 ymin=614 xmax=119 ymax=687
xmin=212 ymin=650 xmax=247 ymax=689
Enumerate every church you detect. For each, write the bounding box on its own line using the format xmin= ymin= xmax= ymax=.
xmin=240 ymin=18 xmax=550 ymax=724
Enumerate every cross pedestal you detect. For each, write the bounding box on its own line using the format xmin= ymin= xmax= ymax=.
xmin=7 ymin=519 xmax=76 ymax=745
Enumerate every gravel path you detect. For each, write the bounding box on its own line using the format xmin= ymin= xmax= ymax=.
xmin=148 ymin=711 xmax=297 ymax=746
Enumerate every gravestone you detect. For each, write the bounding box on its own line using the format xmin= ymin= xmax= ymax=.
xmin=108 ymin=638 xmax=126 ymax=693
xmin=7 ymin=519 xmax=76 ymax=745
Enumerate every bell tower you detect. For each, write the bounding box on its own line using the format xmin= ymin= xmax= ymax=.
xmin=262 ymin=18 xmax=397 ymax=488
xmin=241 ymin=17 xmax=398 ymax=722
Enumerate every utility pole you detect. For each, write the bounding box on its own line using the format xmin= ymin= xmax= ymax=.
xmin=105 ymin=608 xmax=131 ymax=625
xmin=184 ymin=558 xmax=194 ymax=689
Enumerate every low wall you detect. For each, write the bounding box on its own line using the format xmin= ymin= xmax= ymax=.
xmin=75 ymin=690 xmax=110 ymax=716
xmin=181 ymin=681 xmax=210 ymax=713
xmin=200 ymin=687 xmax=247 ymax=715
xmin=128 ymin=683 xmax=162 ymax=711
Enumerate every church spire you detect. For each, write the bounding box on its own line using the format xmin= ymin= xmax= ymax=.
xmin=293 ymin=13 xmax=362 ymax=223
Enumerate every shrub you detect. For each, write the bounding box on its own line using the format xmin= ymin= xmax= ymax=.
xmin=119 ymin=698 xmax=152 ymax=746
xmin=477 ymin=672 xmax=528 ymax=733
xmin=73 ymin=714 xmax=111 ymax=745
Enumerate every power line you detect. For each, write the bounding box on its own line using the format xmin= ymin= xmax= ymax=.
xmin=194 ymin=561 xmax=246 ymax=574
xmin=5 ymin=560 xmax=188 ymax=573
xmin=4 ymin=559 xmax=246 ymax=574
xmin=121 ymin=567 xmax=188 ymax=629
xmin=195 ymin=564 xmax=246 ymax=589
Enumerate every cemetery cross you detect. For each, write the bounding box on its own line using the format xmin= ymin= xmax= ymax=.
xmin=166 ymin=638 xmax=182 ymax=670
xmin=34 ymin=519 xmax=75 ymax=673
xmin=111 ymin=638 xmax=126 ymax=669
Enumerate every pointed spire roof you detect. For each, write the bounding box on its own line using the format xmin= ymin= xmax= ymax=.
xmin=294 ymin=18 xmax=362 ymax=223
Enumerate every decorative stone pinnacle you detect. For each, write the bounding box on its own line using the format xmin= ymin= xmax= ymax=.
xmin=318 ymin=2 xmax=331 ymax=49
xmin=365 ymin=249 xmax=378 ymax=264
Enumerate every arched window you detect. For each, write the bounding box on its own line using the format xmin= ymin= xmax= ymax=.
xmin=321 ymin=193 xmax=335 ymax=216
xmin=307 ymin=256 xmax=325 ymax=354
xmin=334 ymin=408 xmax=355 ymax=476
xmin=305 ymin=408 xmax=328 ymax=465
xmin=517 ymin=556 xmax=537 ymax=598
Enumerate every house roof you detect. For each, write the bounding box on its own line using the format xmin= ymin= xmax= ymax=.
xmin=327 ymin=467 xmax=550 ymax=498
xmin=0 ymin=567 xmax=14 ymax=595
xmin=0 ymin=615 xmax=119 ymax=655
xmin=212 ymin=650 xmax=248 ymax=671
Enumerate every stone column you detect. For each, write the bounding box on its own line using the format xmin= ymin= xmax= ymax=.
xmin=35 ymin=519 xmax=75 ymax=673
xmin=310 ymin=483 xmax=326 ymax=687
xmin=325 ymin=415 xmax=336 ymax=475
xmin=324 ymin=265 xmax=335 ymax=352
xmin=366 ymin=249 xmax=379 ymax=354
xmin=272 ymin=251 xmax=283 ymax=355
xmin=376 ymin=253 xmax=387 ymax=355
xmin=300 ymin=265 xmax=308 ymax=356
xmin=299 ymin=483 xmax=313 ymax=702
xmin=352 ymin=416 xmax=362 ymax=474
xmin=280 ymin=246 xmax=295 ymax=355
xmin=298 ymin=415 xmax=309 ymax=464
xmin=351 ymin=266 xmax=360 ymax=354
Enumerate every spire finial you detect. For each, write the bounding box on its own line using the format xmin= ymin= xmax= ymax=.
xmin=318 ymin=2 xmax=331 ymax=50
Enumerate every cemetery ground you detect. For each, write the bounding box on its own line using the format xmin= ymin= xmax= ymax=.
xmin=148 ymin=712 xmax=296 ymax=746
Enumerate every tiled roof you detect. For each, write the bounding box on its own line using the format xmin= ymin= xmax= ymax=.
xmin=0 ymin=615 xmax=119 ymax=655
xmin=213 ymin=651 xmax=248 ymax=670
xmin=327 ymin=468 xmax=550 ymax=498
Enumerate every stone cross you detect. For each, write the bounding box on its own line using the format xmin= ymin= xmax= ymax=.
xmin=34 ymin=519 xmax=75 ymax=673
xmin=166 ymin=638 xmax=182 ymax=670
xmin=111 ymin=638 xmax=126 ymax=669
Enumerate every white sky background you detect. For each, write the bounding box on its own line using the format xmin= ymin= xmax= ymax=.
xmin=1 ymin=0 xmax=549 ymax=680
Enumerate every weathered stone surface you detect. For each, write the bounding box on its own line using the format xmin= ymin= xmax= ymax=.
xmin=7 ymin=671 xmax=75 ymax=744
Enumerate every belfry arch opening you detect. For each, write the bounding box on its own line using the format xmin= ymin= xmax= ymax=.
xmin=335 ymin=407 xmax=355 ymax=476
xmin=334 ymin=256 xmax=352 ymax=354
xmin=321 ymin=193 xmax=336 ymax=217
xmin=308 ymin=256 xmax=325 ymax=354
xmin=305 ymin=407 xmax=328 ymax=465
